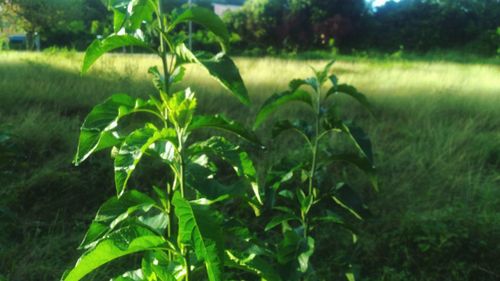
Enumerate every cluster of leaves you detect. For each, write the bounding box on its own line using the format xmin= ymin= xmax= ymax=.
xmin=62 ymin=1 xmax=376 ymax=280
xmin=252 ymin=61 xmax=377 ymax=280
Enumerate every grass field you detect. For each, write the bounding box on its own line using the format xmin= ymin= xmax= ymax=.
xmin=1 ymin=51 xmax=499 ymax=281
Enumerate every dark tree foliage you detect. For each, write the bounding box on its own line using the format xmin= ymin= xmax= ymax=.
xmin=224 ymin=0 xmax=368 ymax=50
xmin=363 ymin=0 xmax=500 ymax=54
xmin=3 ymin=0 xmax=500 ymax=54
xmin=224 ymin=0 xmax=500 ymax=55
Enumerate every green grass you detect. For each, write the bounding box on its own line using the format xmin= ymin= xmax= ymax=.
xmin=1 ymin=51 xmax=499 ymax=281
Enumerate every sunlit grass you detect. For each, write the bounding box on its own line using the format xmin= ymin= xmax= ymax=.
xmin=1 ymin=51 xmax=499 ymax=280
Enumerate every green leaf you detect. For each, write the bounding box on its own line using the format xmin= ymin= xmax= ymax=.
xmin=170 ymin=7 xmax=229 ymax=49
xmin=254 ymin=89 xmax=312 ymax=129
xmin=62 ymin=225 xmax=166 ymax=281
xmin=327 ymin=84 xmax=373 ymax=115
xmin=185 ymin=162 xmax=237 ymax=200
xmin=142 ymin=251 xmax=180 ymax=281
xmin=110 ymin=269 xmax=144 ymax=281
xmin=328 ymin=153 xmax=378 ymax=191
xmin=129 ymin=0 xmax=157 ymax=30
xmin=277 ymin=230 xmax=300 ymax=264
xmin=189 ymin=114 xmax=261 ymax=145
xmin=74 ymin=94 xmax=156 ymax=165
xmin=102 ymin=0 xmax=128 ymax=31
xmin=188 ymin=137 xmax=256 ymax=180
xmin=114 ymin=124 xmax=163 ymax=196
xmin=169 ymin=65 xmax=186 ymax=86
xmin=166 ymin=88 xmax=197 ymax=129
xmin=312 ymin=212 xmax=344 ymax=225
xmin=79 ymin=190 xmax=157 ymax=249
xmin=104 ymin=0 xmax=130 ymax=12
xmin=313 ymin=60 xmax=335 ymax=84
xmin=329 ymin=74 xmax=338 ymax=88
xmin=112 ymin=9 xmax=127 ymax=32
xmin=148 ymin=138 xmax=177 ymax=163
xmin=296 ymin=189 xmax=313 ymax=215
xmin=331 ymin=183 xmax=370 ymax=220
xmin=175 ymin=44 xmax=249 ymax=105
xmin=172 ymin=193 xmax=224 ymax=281
xmin=226 ymin=250 xmax=282 ymax=281
xmin=340 ymin=123 xmax=374 ymax=164
xmin=265 ymin=213 xmax=301 ymax=231
xmin=297 ymin=237 xmax=315 ymax=273
xmin=148 ymin=66 xmax=165 ymax=92
xmin=272 ymin=119 xmax=313 ymax=141
xmin=188 ymin=136 xmax=262 ymax=203
xmin=289 ymin=77 xmax=320 ymax=93
xmin=82 ymin=34 xmax=149 ymax=74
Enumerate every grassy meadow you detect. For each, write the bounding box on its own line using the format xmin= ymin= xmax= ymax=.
xmin=1 ymin=51 xmax=500 ymax=281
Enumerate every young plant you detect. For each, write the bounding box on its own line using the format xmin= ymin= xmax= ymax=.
xmin=62 ymin=1 xmax=273 ymax=280
xmin=254 ymin=61 xmax=377 ymax=280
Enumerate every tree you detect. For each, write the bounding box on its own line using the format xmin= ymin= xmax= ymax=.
xmin=4 ymin=0 xmax=109 ymax=49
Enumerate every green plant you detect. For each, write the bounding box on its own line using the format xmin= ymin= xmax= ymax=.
xmin=254 ymin=61 xmax=377 ymax=280
xmin=62 ymin=1 xmax=273 ymax=280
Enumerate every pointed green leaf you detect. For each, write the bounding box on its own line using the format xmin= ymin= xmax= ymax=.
xmin=129 ymin=0 xmax=157 ymax=30
xmin=327 ymin=84 xmax=373 ymax=114
xmin=169 ymin=65 xmax=186 ymax=86
xmin=314 ymin=60 xmax=335 ymax=84
xmin=312 ymin=211 xmax=345 ymax=225
xmin=113 ymin=9 xmax=127 ymax=32
xmin=254 ymin=89 xmax=312 ymax=129
xmin=328 ymin=153 xmax=378 ymax=191
xmin=272 ymin=119 xmax=313 ymax=141
xmin=74 ymin=94 xmax=156 ymax=165
xmin=80 ymin=190 xmax=157 ymax=249
xmin=297 ymin=237 xmax=315 ymax=273
xmin=265 ymin=213 xmax=301 ymax=231
xmin=339 ymin=123 xmax=374 ymax=164
xmin=82 ymin=34 xmax=149 ymax=74
xmin=170 ymin=7 xmax=229 ymax=48
xmin=114 ymin=124 xmax=163 ymax=196
xmin=189 ymin=115 xmax=261 ymax=145
xmin=172 ymin=193 xmax=224 ymax=281
xmin=188 ymin=136 xmax=262 ymax=203
xmin=200 ymin=53 xmax=249 ymax=105
xmin=289 ymin=77 xmax=320 ymax=93
xmin=226 ymin=250 xmax=282 ymax=281
xmin=62 ymin=225 xmax=166 ymax=281
xmin=102 ymin=0 xmax=129 ymax=31
xmin=185 ymin=162 xmax=239 ymax=200
xmin=148 ymin=66 xmax=166 ymax=92
xmin=277 ymin=230 xmax=301 ymax=264
xmin=175 ymin=44 xmax=249 ymax=105
xmin=332 ymin=183 xmax=370 ymax=220
xmin=329 ymin=74 xmax=338 ymax=88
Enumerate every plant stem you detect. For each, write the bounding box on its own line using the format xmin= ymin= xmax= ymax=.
xmin=157 ymin=0 xmax=170 ymax=93
xmin=177 ymin=130 xmax=186 ymax=198
xmin=184 ymin=247 xmax=191 ymax=281
xmin=177 ymin=128 xmax=189 ymax=280
xmin=308 ymin=89 xmax=322 ymax=197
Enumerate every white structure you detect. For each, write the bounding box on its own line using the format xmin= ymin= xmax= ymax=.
xmin=213 ymin=3 xmax=242 ymax=17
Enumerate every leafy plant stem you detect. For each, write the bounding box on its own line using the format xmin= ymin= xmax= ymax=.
xmin=184 ymin=247 xmax=191 ymax=281
xmin=308 ymin=89 xmax=322 ymax=197
xmin=157 ymin=0 xmax=170 ymax=93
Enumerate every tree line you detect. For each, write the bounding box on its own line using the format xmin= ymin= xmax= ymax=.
xmin=1 ymin=0 xmax=499 ymax=55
